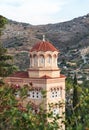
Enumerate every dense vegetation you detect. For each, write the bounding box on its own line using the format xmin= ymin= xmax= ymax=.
xmin=0 ymin=84 xmax=63 ymax=130
xmin=66 ymin=76 xmax=89 ymax=130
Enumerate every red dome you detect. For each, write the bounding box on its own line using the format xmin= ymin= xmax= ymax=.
xmin=30 ymin=41 xmax=58 ymax=52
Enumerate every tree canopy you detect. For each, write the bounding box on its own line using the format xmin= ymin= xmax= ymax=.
xmin=0 ymin=15 xmax=17 ymax=78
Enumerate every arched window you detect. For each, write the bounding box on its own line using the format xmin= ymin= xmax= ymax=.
xmin=33 ymin=54 xmax=37 ymax=66
xmin=39 ymin=55 xmax=45 ymax=64
xmin=53 ymin=54 xmax=57 ymax=63
xmin=30 ymin=55 xmax=32 ymax=67
xmin=47 ymin=55 xmax=52 ymax=63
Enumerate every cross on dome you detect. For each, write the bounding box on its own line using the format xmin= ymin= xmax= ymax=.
xmin=30 ymin=36 xmax=59 ymax=52
xmin=43 ymin=35 xmax=45 ymax=42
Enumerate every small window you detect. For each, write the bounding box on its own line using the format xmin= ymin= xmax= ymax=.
xmin=36 ymin=92 xmax=39 ymax=98
xmin=15 ymin=91 xmax=20 ymax=98
xmin=53 ymin=108 xmax=59 ymax=116
xmin=27 ymin=90 xmax=42 ymax=99
xmin=50 ymin=88 xmax=60 ymax=98
xmin=55 ymin=94 xmax=57 ymax=97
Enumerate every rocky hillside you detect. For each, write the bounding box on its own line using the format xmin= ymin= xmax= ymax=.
xmin=1 ymin=13 xmax=89 ymax=51
xmin=1 ymin=14 xmax=89 ymax=71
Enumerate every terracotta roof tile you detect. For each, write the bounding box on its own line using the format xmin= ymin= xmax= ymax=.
xmin=60 ymin=74 xmax=66 ymax=78
xmin=40 ymin=74 xmax=66 ymax=79
xmin=9 ymin=71 xmax=29 ymax=78
xmin=40 ymin=75 xmax=52 ymax=79
xmin=30 ymin=41 xmax=58 ymax=52
xmin=9 ymin=72 xmax=66 ymax=79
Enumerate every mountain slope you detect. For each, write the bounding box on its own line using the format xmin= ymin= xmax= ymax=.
xmin=1 ymin=14 xmax=89 ymax=72
xmin=1 ymin=14 xmax=89 ymax=52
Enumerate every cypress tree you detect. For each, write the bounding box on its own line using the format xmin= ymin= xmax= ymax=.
xmin=73 ymin=73 xmax=78 ymax=109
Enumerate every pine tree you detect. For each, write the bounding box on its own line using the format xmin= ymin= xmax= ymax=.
xmin=0 ymin=15 xmax=17 ymax=78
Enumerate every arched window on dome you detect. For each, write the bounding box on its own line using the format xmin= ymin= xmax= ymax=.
xmin=33 ymin=54 xmax=37 ymax=66
xmin=47 ymin=54 xmax=52 ymax=64
xmin=30 ymin=55 xmax=32 ymax=67
xmin=53 ymin=54 xmax=57 ymax=63
xmin=53 ymin=54 xmax=57 ymax=66
xmin=39 ymin=55 xmax=45 ymax=65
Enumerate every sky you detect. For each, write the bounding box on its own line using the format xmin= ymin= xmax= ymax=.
xmin=0 ymin=0 xmax=89 ymax=25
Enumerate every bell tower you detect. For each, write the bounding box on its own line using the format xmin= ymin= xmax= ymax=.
xmin=28 ymin=35 xmax=60 ymax=78
xmin=28 ymin=36 xmax=66 ymax=129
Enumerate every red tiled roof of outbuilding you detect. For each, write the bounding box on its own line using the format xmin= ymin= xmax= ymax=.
xmin=30 ymin=41 xmax=59 ymax=52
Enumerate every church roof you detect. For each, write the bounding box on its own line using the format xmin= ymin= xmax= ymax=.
xmin=40 ymin=75 xmax=52 ymax=79
xmin=9 ymin=71 xmax=29 ymax=78
xmin=30 ymin=41 xmax=58 ymax=52
xmin=40 ymin=74 xmax=66 ymax=79
xmin=8 ymin=72 xmax=66 ymax=79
